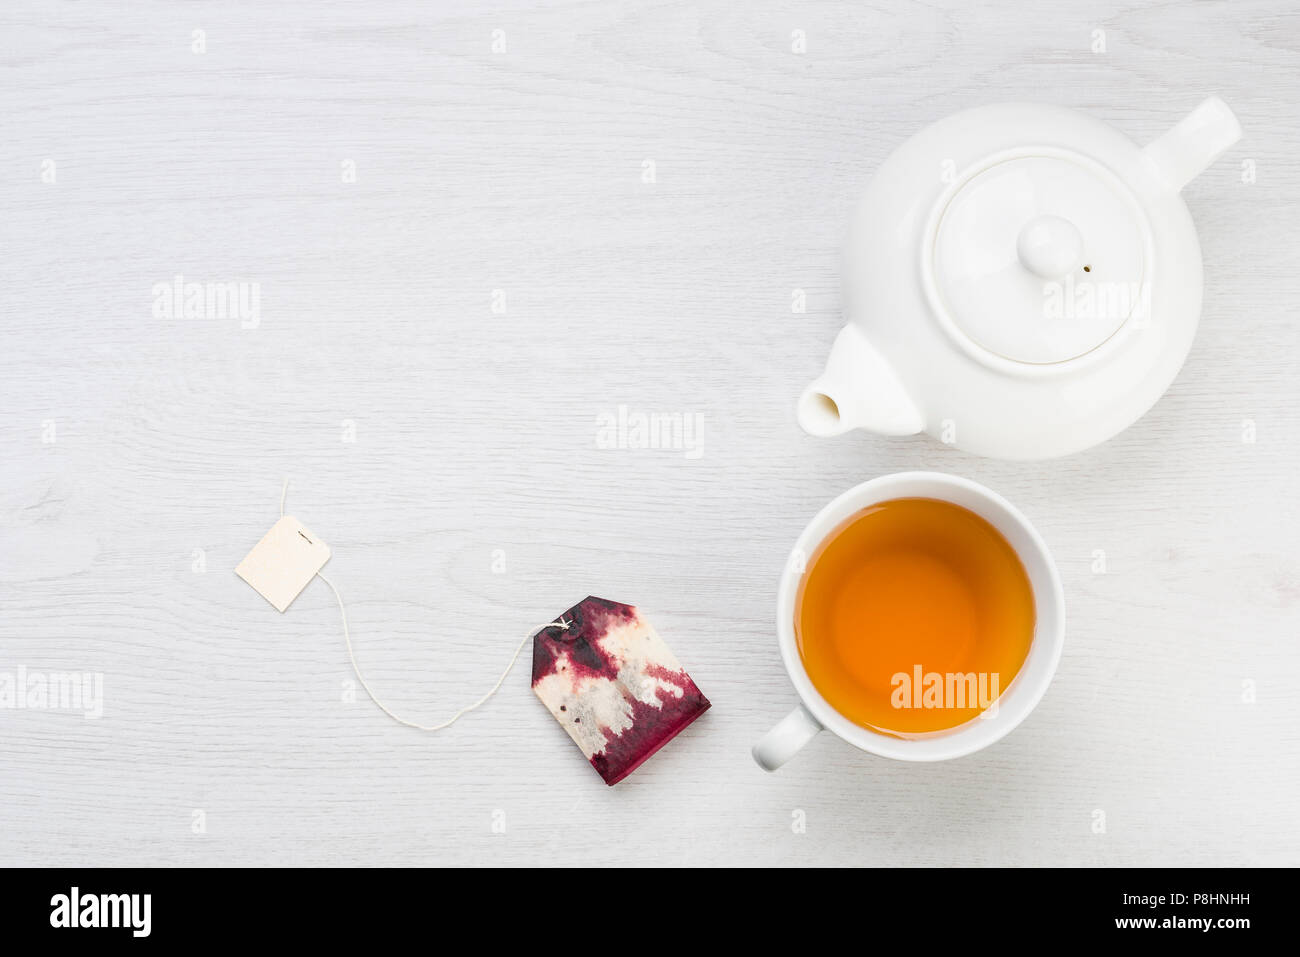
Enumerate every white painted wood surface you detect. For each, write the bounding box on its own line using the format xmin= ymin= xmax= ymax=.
xmin=2 ymin=0 xmax=1297 ymax=867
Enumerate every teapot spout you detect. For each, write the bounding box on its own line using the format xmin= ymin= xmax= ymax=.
xmin=797 ymin=325 xmax=924 ymax=438
xmin=1142 ymin=96 xmax=1242 ymax=192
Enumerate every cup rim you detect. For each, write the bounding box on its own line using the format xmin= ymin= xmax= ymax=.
xmin=775 ymin=471 xmax=1065 ymax=761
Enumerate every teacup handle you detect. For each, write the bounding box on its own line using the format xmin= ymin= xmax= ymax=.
xmin=752 ymin=704 xmax=823 ymax=771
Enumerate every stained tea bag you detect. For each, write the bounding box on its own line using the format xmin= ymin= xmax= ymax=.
xmin=532 ymin=597 xmax=710 ymax=785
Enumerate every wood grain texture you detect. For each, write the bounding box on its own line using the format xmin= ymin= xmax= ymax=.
xmin=1 ymin=0 xmax=1297 ymax=866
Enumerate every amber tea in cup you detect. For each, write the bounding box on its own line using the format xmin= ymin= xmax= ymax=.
xmin=795 ymin=497 xmax=1035 ymax=736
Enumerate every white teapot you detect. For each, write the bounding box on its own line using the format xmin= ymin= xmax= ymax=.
xmin=797 ymin=98 xmax=1241 ymax=459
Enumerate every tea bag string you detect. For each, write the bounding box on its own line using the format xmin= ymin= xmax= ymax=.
xmin=280 ymin=478 xmax=568 ymax=732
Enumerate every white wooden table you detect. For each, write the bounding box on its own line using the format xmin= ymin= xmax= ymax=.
xmin=2 ymin=0 xmax=1297 ymax=867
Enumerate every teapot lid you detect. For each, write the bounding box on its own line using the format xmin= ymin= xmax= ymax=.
xmin=927 ymin=152 xmax=1150 ymax=366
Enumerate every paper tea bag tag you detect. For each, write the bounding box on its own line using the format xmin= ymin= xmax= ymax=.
xmin=236 ymin=516 xmax=331 ymax=613
xmin=532 ymin=596 xmax=710 ymax=785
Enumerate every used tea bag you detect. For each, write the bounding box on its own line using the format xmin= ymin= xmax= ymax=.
xmin=532 ymin=597 xmax=710 ymax=785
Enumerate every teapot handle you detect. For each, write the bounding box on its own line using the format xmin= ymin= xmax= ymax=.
xmin=1142 ymin=96 xmax=1242 ymax=192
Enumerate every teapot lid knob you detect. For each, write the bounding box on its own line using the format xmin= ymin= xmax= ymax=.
xmin=1016 ymin=215 xmax=1084 ymax=279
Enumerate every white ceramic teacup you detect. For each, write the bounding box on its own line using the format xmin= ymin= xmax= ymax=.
xmin=752 ymin=471 xmax=1064 ymax=769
